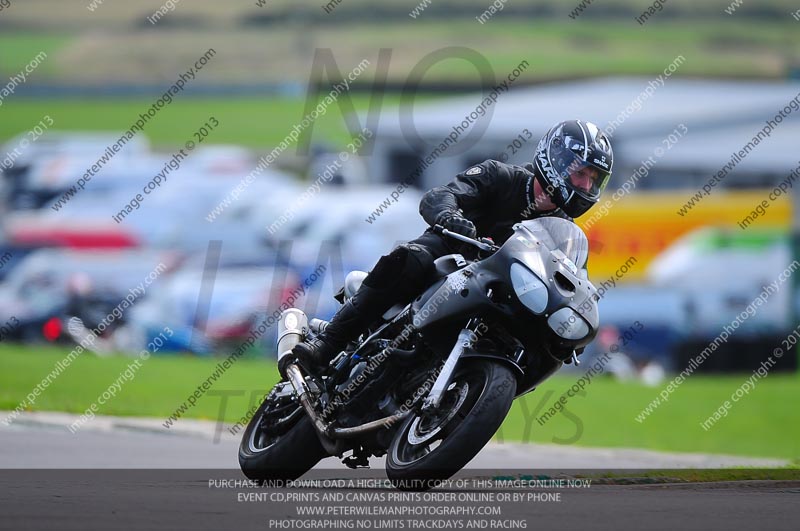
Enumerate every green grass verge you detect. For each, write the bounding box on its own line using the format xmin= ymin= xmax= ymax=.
xmin=0 ymin=95 xmax=433 ymax=150
xmin=492 ymin=468 xmax=800 ymax=485
xmin=0 ymin=344 xmax=277 ymax=425
xmin=583 ymin=468 xmax=800 ymax=483
xmin=1 ymin=344 xmax=798 ymax=462
xmin=498 ymin=370 xmax=800 ymax=462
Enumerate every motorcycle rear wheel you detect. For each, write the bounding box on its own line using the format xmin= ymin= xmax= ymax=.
xmin=238 ymin=388 xmax=328 ymax=482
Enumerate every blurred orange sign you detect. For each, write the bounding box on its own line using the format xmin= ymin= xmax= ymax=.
xmin=577 ymin=190 xmax=791 ymax=281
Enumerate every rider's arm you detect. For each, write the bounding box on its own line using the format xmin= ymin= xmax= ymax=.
xmin=419 ymin=159 xmax=507 ymax=226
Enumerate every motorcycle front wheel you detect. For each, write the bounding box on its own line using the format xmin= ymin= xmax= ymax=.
xmin=386 ymin=359 xmax=517 ymax=490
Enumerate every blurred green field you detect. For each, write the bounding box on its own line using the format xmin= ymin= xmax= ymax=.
xmin=0 ymin=96 xmax=415 ymax=149
xmin=1 ymin=345 xmax=797 ymax=461
xmin=0 ymin=20 xmax=796 ymax=84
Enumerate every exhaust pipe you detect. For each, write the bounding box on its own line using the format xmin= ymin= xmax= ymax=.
xmin=276 ymin=308 xmax=308 ymax=367
xmin=329 ymin=411 xmax=411 ymax=438
xmin=287 ymin=362 xmax=411 ymax=439
xmin=285 ymin=364 xmax=330 ymax=436
xmin=279 ymin=309 xmax=412 ymax=442
xmin=277 ymin=309 xmax=339 ymax=443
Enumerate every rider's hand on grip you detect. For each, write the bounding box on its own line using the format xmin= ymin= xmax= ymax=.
xmin=439 ymin=213 xmax=477 ymax=239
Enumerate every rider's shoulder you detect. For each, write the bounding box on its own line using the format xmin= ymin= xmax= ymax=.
xmin=459 ymin=159 xmax=520 ymax=181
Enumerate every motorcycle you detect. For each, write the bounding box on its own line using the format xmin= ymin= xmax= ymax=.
xmin=238 ymin=217 xmax=600 ymax=490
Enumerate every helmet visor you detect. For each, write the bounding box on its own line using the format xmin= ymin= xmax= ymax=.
xmin=550 ymin=142 xmax=610 ymax=200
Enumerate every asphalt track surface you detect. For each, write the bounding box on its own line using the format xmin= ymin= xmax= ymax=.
xmin=2 ymin=414 xmax=798 ymax=530
xmin=0 ymin=411 xmax=788 ymax=469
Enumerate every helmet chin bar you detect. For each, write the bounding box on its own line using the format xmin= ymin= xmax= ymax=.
xmin=533 ymin=170 xmax=595 ymax=218
xmin=561 ymin=193 xmax=595 ymax=218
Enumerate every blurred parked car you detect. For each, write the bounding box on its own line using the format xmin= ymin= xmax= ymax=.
xmin=1 ymin=132 xmax=149 ymax=210
xmin=0 ymin=248 xmax=179 ymax=344
xmin=261 ymin=185 xmax=427 ymax=274
xmin=125 ymin=264 xmax=300 ymax=356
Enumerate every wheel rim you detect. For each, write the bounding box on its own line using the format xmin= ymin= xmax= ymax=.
xmin=247 ymin=398 xmax=303 ymax=453
xmin=393 ymin=367 xmax=486 ymax=467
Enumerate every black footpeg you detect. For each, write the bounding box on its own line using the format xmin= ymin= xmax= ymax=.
xmin=342 ymin=451 xmax=370 ymax=469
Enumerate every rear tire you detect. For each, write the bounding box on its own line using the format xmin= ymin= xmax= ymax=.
xmin=386 ymin=359 xmax=516 ymax=490
xmin=238 ymin=389 xmax=328 ymax=482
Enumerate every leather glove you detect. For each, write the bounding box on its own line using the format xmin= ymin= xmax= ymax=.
xmin=439 ymin=213 xmax=477 ymax=239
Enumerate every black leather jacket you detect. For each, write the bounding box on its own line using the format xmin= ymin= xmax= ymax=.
xmin=419 ymin=159 xmax=572 ymax=245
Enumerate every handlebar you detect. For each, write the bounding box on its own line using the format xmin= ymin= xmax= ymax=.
xmin=432 ymin=224 xmax=500 ymax=253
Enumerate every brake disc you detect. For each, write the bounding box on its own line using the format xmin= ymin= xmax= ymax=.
xmin=407 ymin=382 xmax=469 ymax=446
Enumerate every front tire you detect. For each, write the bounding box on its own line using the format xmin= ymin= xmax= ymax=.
xmin=386 ymin=359 xmax=516 ymax=490
xmin=238 ymin=386 xmax=328 ymax=482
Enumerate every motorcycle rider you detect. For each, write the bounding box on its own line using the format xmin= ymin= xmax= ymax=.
xmin=280 ymin=119 xmax=613 ymax=377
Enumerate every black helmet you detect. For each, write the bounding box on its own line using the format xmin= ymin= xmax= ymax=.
xmin=533 ymin=119 xmax=613 ymax=218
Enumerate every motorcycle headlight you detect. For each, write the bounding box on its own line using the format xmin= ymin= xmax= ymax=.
xmin=547 ymin=307 xmax=589 ymax=340
xmin=510 ymin=262 xmax=548 ymax=314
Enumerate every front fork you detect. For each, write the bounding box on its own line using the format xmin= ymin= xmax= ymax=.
xmin=421 ymin=318 xmax=483 ymax=412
